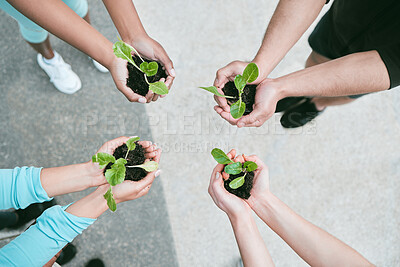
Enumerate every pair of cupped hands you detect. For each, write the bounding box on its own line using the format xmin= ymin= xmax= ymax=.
xmin=86 ymin=136 xmax=162 ymax=204
xmin=108 ymin=36 xmax=280 ymax=128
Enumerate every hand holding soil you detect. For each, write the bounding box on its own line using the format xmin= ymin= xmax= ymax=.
xmin=208 ymin=149 xmax=251 ymax=218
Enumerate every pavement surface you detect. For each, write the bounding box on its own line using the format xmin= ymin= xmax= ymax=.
xmin=1 ymin=0 xmax=400 ymax=267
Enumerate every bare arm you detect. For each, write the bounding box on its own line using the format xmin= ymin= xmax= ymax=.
xmin=102 ymin=0 xmax=147 ymax=42
xmin=276 ymin=50 xmax=391 ymax=97
xmin=7 ymin=0 xmax=114 ymax=68
xmin=208 ymin=151 xmax=274 ymax=267
xmin=254 ymin=0 xmax=326 ymax=78
xmin=245 ymin=155 xmax=374 ymax=267
xmin=251 ymin=193 xmax=374 ymax=267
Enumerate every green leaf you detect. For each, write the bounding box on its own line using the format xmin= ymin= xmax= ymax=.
xmin=149 ymin=81 xmax=169 ymax=95
xmin=104 ymin=188 xmax=117 ymax=212
xmin=138 ymin=161 xmax=159 ymax=172
xmin=242 ymin=63 xmax=259 ymax=84
xmin=234 ymin=75 xmax=246 ymax=92
xmin=199 ymin=86 xmax=233 ymax=98
xmin=211 ymin=148 xmax=234 ymax=165
xmin=243 ymin=161 xmax=258 ymax=172
xmin=113 ymin=40 xmax=135 ymax=66
xmin=230 ymin=100 xmax=246 ymax=119
xmin=229 ymin=174 xmax=246 ymax=189
xmin=224 ymin=162 xmax=243 ymax=175
xmin=126 ymin=137 xmax=140 ymax=151
xmin=92 ymin=152 xmax=115 ymax=169
xmin=105 ymin=163 xmax=126 ymax=186
xmin=140 ymin=61 xmax=158 ymax=77
xmin=114 ymin=158 xmax=127 ymax=166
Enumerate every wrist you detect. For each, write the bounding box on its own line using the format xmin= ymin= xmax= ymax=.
xmin=80 ymin=162 xmax=101 ymax=189
xmin=227 ymin=206 xmax=252 ymax=222
xmin=66 ymin=185 xmax=109 ymax=219
xmin=251 ymin=192 xmax=279 ymax=220
xmin=125 ymin=32 xmax=149 ymax=45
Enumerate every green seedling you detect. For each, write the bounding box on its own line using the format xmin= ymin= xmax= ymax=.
xmin=113 ymin=37 xmax=169 ymax=95
xmin=200 ymin=63 xmax=259 ymax=119
xmin=211 ymin=148 xmax=257 ymax=189
xmin=92 ymin=136 xmax=159 ymax=211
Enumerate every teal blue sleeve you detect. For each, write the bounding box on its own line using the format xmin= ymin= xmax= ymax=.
xmin=0 ymin=167 xmax=52 ymax=210
xmin=0 ymin=205 xmax=96 ymax=267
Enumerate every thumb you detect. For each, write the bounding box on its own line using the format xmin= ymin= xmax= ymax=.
xmin=236 ymin=105 xmax=265 ymax=128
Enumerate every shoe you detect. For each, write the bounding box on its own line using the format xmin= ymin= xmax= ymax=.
xmin=85 ymin=258 xmax=105 ymax=267
xmin=9 ymin=199 xmax=56 ymax=229
xmin=280 ymin=99 xmax=323 ymax=128
xmin=275 ymin=97 xmax=306 ymax=113
xmin=37 ymin=52 xmax=82 ymax=94
xmin=56 ymin=243 xmax=77 ymax=265
xmin=91 ymin=57 xmax=109 ymax=73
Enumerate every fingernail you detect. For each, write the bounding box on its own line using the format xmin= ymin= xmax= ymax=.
xmin=138 ymin=98 xmax=146 ymax=103
xmin=155 ymin=170 xmax=162 ymax=177
xmin=216 ymin=172 xmax=220 ymax=179
xmin=170 ymin=68 xmax=176 ymax=77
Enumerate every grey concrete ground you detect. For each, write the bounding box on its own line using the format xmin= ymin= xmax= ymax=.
xmin=1 ymin=0 xmax=400 ymax=266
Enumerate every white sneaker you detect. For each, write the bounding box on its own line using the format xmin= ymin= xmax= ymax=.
xmin=37 ymin=52 xmax=82 ymax=94
xmin=90 ymin=57 xmax=109 ymax=73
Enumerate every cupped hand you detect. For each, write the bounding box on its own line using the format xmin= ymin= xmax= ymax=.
xmin=89 ymin=136 xmax=160 ymax=188
xmin=242 ymin=155 xmax=271 ymax=209
xmin=208 ymin=149 xmax=252 ymax=217
xmin=111 ymin=141 xmax=162 ymax=203
xmin=214 ymin=78 xmax=281 ymax=128
xmin=129 ymin=35 xmax=175 ymax=102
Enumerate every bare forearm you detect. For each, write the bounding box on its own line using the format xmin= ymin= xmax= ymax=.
xmin=252 ymin=193 xmax=373 ymax=267
xmin=102 ymin=0 xmax=147 ymax=42
xmin=66 ymin=186 xmax=109 ymax=219
xmin=276 ymin=51 xmax=390 ymax=97
xmin=229 ymin=213 xmax=274 ymax=267
xmin=7 ymin=0 xmax=114 ymax=68
xmin=40 ymin=163 xmax=97 ymax=197
xmin=253 ymin=0 xmax=325 ymax=77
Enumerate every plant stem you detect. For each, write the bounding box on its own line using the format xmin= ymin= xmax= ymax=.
xmin=124 ymin=149 xmax=130 ymax=160
xmin=144 ymin=74 xmax=150 ymax=85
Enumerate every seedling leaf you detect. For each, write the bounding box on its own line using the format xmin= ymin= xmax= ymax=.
xmin=229 ymin=174 xmax=246 ymax=189
xmin=104 ymin=188 xmax=117 ymax=212
xmin=211 ymin=148 xmax=234 ymax=165
xmin=126 ymin=137 xmax=140 ymax=151
xmin=149 ymin=81 xmax=169 ymax=95
xmin=243 ymin=161 xmax=258 ymax=172
xmin=105 ymin=163 xmax=126 ymax=186
xmin=92 ymin=153 xmax=116 ymax=169
xmin=234 ymin=75 xmax=246 ymax=92
xmin=114 ymin=158 xmax=127 ymax=166
xmin=199 ymin=86 xmax=233 ymax=98
xmin=113 ymin=40 xmax=135 ymax=66
xmin=242 ymin=63 xmax=259 ymax=84
xmin=138 ymin=161 xmax=159 ymax=172
xmin=140 ymin=61 xmax=158 ymax=77
xmin=224 ymin=162 xmax=243 ymax=175
xmin=230 ymin=100 xmax=246 ymax=119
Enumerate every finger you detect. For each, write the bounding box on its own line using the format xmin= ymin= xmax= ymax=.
xmin=212 ymin=163 xmax=225 ymax=176
xmin=119 ymin=85 xmax=147 ymax=103
xmin=98 ymin=136 xmax=130 ymax=154
xmin=152 ymin=93 xmax=159 ymax=102
xmin=222 ymin=171 xmax=229 ymax=180
xmin=214 ymin=95 xmax=230 ymax=113
xmin=145 ymin=90 xmax=155 ymax=103
xmin=138 ymin=140 xmax=152 ymax=149
xmin=143 ymin=143 xmax=156 ymax=152
xmin=237 ymin=103 xmax=271 ymax=128
xmin=136 ymin=169 xmax=160 ymax=192
xmin=145 ymin=148 xmax=159 ymax=158
xmin=226 ymin=149 xmax=236 ymax=159
xmin=164 ymin=75 xmax=174 ymax=90
xmin=234 ymin=154 xmax=245 ymax=163
xmin=152 ymin=148 xmax=162 ymax=163
xmin=216 ymin=108 xmax=240 ymax=125
xmin=214 ymin=67 xmax=231 ymax=88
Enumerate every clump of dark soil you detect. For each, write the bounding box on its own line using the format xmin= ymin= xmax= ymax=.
xmin=224 ymin=171 xmax=255 ymax=199
xmin=126 ymin=56 xmax=168 ymax=96
xmin=105 ymin=142 xmax=147 ymax=181
xmin=222 ymin=81 xmax=256 ymax=116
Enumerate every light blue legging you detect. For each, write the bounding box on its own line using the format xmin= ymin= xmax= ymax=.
xmin=0 ymin=0 xmax=88 ymax=44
